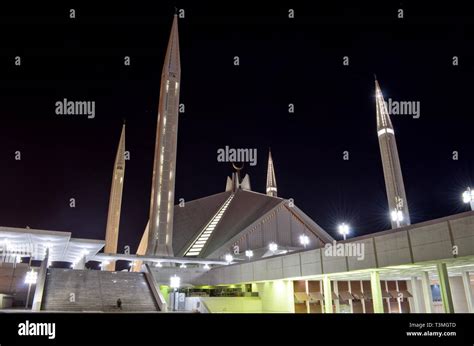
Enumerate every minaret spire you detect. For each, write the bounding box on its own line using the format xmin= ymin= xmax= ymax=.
xmin=104 ymin=124 xmax=126 ymax=270
xmin=375 ymin=78 xmax=410 ymax=228
xmin=266 ymin=149 xmax=277 ymax=197
xmin=147 ymin=15 xmax=181 ymax=256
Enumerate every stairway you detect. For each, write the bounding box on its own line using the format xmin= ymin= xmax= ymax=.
xmin=41 ymin=268 xmax=160 ymax=312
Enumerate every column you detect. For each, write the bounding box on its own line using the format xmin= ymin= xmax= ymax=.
xmin=420 ymin=271 xmax=433 ymax=313
xmin=322 ymin=275 xmax=333 ymax=313
xmin=409 ymin=277 xmax=422 ymax=313
xmin=370 ymin=271 xmax=384 ymax=313
xmin=461 ymin=270 xmax=474 ymax=313
xmin=305 ymin=280 xmax=310 ymax=314
xmin=436 ymin=262 xmax=454 ymax=313
xmin=348 ymin=281 xmax=354 ymax=313
xmin=334 ymin=281 xmax=340 ymax=313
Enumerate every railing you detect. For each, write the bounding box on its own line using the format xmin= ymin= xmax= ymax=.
xmin=144 ymin=264 xmax=168 ymax=312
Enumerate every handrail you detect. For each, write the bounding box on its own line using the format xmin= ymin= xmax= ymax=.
xmin=144 ymin=264 xmax=168 ymax=312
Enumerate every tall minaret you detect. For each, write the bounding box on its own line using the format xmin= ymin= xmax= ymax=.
xmin=266 ymin=149 xmax=277 ymax=197
xmin=375 ymin=77 xmax=410 ymax=228
xmin=147 ymin=15 xmax=181 ymax=256
xmin=104 ymin=124 xmax=126 ymax=270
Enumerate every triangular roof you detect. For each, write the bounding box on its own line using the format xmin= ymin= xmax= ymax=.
xmin=173 ymin=189 xmax=334 ymax=258
xmin=172 ymin=191 xmax=232 ymax=256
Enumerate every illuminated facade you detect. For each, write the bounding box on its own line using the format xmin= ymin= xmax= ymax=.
xmin=0 ymin=16 xmax=473 ymax=315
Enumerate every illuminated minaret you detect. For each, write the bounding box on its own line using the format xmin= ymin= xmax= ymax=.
xmin=147 ymin=15 xmax=181 ymax=256
xmin=104 ymin=124 xmax=126 ymax=270
xmin=375 ymin=77 xmax=410 ymax=228
xmin=266 ymin=149 xmax=277 ymax=197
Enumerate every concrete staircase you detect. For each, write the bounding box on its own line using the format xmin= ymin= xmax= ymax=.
xmin=41 ymin=268 xmax=159 ymax=312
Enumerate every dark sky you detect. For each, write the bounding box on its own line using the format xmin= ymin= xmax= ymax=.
xmin=0 ymin=1 xmax=473 ymax=255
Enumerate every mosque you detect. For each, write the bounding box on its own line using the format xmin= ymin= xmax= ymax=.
xmin=0 ymin=14 xmax=473 ymax=314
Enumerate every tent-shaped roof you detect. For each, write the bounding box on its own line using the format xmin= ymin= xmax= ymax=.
xmin=173 ymin=189 xmax=334 ymax=258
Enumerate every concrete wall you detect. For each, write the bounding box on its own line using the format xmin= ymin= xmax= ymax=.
xmin=198 ymin=297 xmax=262 ymax=313
xmin=183 ymin=281 xmax=293 ymax=313
xmin=201 ymin=212 xmax=474 ymax=286
xmin=255 ymin=280 xmax=295 ymax=313
xmin=150 ymin=266 xmax=208 ymax=286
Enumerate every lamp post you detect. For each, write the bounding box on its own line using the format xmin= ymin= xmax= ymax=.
xmin=338 ymin=223 xmax=350 ymax=241
xmin=24 ymin=270 xmax=38 ymax=309
xmin=268 ymin=242 xmax=278 ymax=253
xmin=391 ymin=209 xmax=404 ymax=228
xmin=225 ymin=254 xmax=233 ymax=264
xmin=462 ymin=187 xmax=474 ymax=211
xmin=170 ymin=275 xmax=181 ymax=312
xmin=299 ymin=234 xmax=310 ymax=248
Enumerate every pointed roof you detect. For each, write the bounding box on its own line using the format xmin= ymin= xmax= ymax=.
xmin=174 ymin=190 xmax=283 ymax=257
xmin=162 ymin=15 xmax=180 ymax=76
xmin=375 ymin=78 xmax=394 ymax=131
xmin=115 ymin=124 xmax=126 ymax=167
xmin=266 ymin=149 xmax=277 ymax=196
xmin=172 ymin=191 xmax=233 ymax=255
xmin=171 ymin=189 xmax=335 ymax=259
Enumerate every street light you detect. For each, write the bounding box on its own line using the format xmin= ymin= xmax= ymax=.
xmin=391 ymin=209 xmax=404 ymax=227
xmin=245 ymin=250 xmax=254 ymax=260
xmin=170 ymin=275 xmax=181 ymax=312
xmin=170 ymin=275 xmax=181 ymax=289
xmin=299 ymin=234 xmax=310 ymax=248
xmin=24 ymin=270 xmax=38 ymax=309
xmin=268 ymin=242 xmax=278 ymax=252
xmin=225 ymin=254 xmax=233 ymax=264
xmin=462 ymin=187 xmax=474 ymax=210
xmin=338 ymin=223 xmax=350 ymax=241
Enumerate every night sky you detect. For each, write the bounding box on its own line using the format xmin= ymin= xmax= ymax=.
xmin=0 ymin=1 xmax=473 ymax=256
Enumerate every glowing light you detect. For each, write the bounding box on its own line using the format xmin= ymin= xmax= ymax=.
xmin=203 ymin=264 xmax=210 ymax=270
xmin=155 ymin=262 xmax=162 ymax=268
xmin=269 ymin=242 xmax=278 ymax=252
xmin=185 ymin=194 xmax=235 ymax=256
xmin=391 ymin=210 xmax=404 ymax=222
xmin=377 ymin=128 xmax=395 ymax=137
xmin=225 ymin=254 xmax=233 ymax=264
xmin=245 ymin=250 xmax=254 ymax=259
xmin=25 ymin=270 xmax=38 ymax=285
xmin=299 ymin=234 xmax=310 ymax=247
xmin=462 ymin=187 xmax=474 ymax=203
xmin=180 ymin=263 xmax=187 ymax=268
xmin=338 ymin=223 xmax=350 ymax=240
xmin=170 ymin=275 xmax=181 ymax=289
